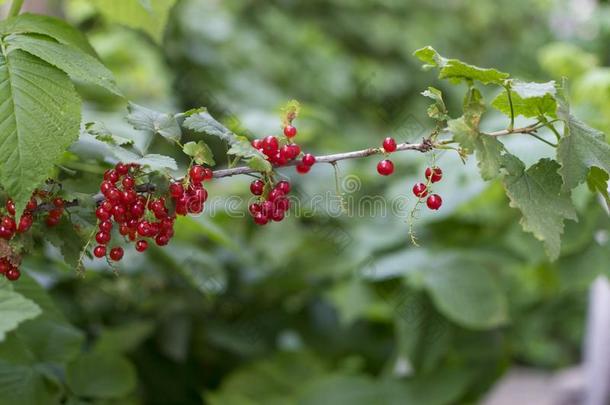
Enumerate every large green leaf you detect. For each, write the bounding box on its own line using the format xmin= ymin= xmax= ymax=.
xmin=127 ymin=102 xmax=182 ymax=151
xmin=492 ymin=80 xmax=557 ymax=118
xmin=414 ymin=46 xmax=509 ymax=85
xmin=503 ymin=157 xmax=577 ymax=260
xmin=0 ymin=13 xmax=96 ymax=55
xmin=6 ymin=34 xmax=122 ymax=96
xmin=557 ymin=113 xmax=610 ymax=191
xmin=0 ymin=289 xmax=41 ymax=342
xmin=66 ymin=353 xmax=136 ymax=399
xmin=0 ymin=362 xmax=61 ymax=405
xmin=0 ymin=49 xmax=81 ymax=216
xmin=89 ymin=0 xmax=178 ymax=42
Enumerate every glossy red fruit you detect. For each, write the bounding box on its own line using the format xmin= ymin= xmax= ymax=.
xmin=17 ymin=214 xmax=33 ymax=233
xmin=6 ymin=200 xmax=15 ymax=216
xmin=109 ymin=247 xmax=124 ymax=261
xmin=262 ymin=136 xmax=279 ymax=153
xmin=116 ymin=162 xmax=129 ymax=175
xmin=96 ymin=207 xmax=111 ymax=221
xmin=284 ymin=125 xmax=297 ymax=138
xmin=426 ymin=194 xmax=442 ymax=210
xmin=425 ymin=167 xmax=443 ymax=183
xmin=122 ymin=176 xmax=135 ymax=189
xmin=296 ymin=164 xmax=310 ymax=174
xmin=203 ymin=168 xmax=213 ymax=181
xmin=271 ymin=209 xmax=285 ymax=222
xmin=276 ymin=181 xmax=291 ymax=194
xmin=250 ymin=180 xmax=265 ymax=196
xmin=268 ymin=189 xmax=284 ymax=202
xmin=106 ymin=170 xmax=120 ymax=183
xmin=53 ymin=198 xmax=64 ymax=207
xmin=93 ymin=245 xmax=106 ymax=258
xmin=249 ymin=203 xmax=261 ymax=216
xmin=190 ymin=165 xmax=205 ymax=183
xmin=0 ymin=261 xmax=9 ymax=274
xmin=252 ymin=139 xmax=263 ymax=149
xmin=1 ymin=217 xmax=16 ymax=232
xmin=288 ymin=144 xmax=301 ymax=159
xmin=100 ymin=181 xmax=113 ymax=194
xmin=279 ymin=146 xmax=292 ymax=161
xmin=99 ymin=220 xmax=113 ymax=232
xmin=169 ymin=182 xmax=185 ymax=198
xmin=412 ymin=183 xmax=428 ymax=198
xmin=253 ymin=212 xmax=268 ymax=225
xmin=155 ymin=234 xmax=170 ymax=246
xmin=302 ymin=154 xmax=316 ymax=167
xmin=6 ymin=267 xmax=20 ymax=281
xmin=26 ymin=198 xmax=38 ymax=211
xmin=382 ymin=137 xmax=397 ymax=153
xmin=45 ymin=216 xmax=60 ymax=227
xmin=135 ymin=240 xmax=149 ymax=252
xmin=96 ymin=231 xmax=111 ymax=244
xmin=377 ymin=159 xmax=394 ymax=176
xmin=0 ymin=226 xmax=12 ymax=240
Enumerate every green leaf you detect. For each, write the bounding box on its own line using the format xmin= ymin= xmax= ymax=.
xmin=67 ymin=353 xmax=136 ymax=399
xmin=45 ymin=218 xmax=86 ymax=269
xmin=183 ymin=141 xmax=215 ymax=166
xmin=325 ymin=277 xmax=375 ymax=325
xmin=126 ymin=102 xmax=182 ymax=152
xmin=0 ymin=289 xmax=41 ymax=342
xmin=0 ymin=361 xmax=61 ymax=405
xmin=183 ymin=109 xmax=236 ymax=143
xmin=94 ymin=321 xmax=155 ymax=354
xmin=557 ymin=113 xmax=610 ymax=191
xmin=492 ymin=80 xmax=557 ymax=118
xmin=227 ymin=138 xmax=272 ymax=172
xmin=448 ymin=117 xmax=505 ymax=180
xmin=83 ymin=122 xmax=134 ymax=146
xmin=0 ymin=49 xmax=81 ymax=216
xmin=88 ymin=0 xmax=178 ymax=42
xmin=6 ymin=34 xmax=122 ymax=96
xmin=586 ymin=167 xmax=610 ymax=208
xmin=503 ymin=157 xmax=577 ymax=260
xmin=111 ymin=148 xmax=178 ymax=171
xmin=413 ymin=46 xmax=509 ymax=85
xmin=421 ymin=86 xmax=449 ymax=121
xmin=0 ymin=13 xmax=96 ymax=55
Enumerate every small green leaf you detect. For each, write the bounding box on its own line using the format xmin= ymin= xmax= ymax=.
xmin=67 ymin=353 xmax=136 ymax=399
xmin=45 ymin=218 xmax=86 ymax=270
xmin=0 ymin=289 xmax=41 ymax=342
xmin=183 ymin=109 xmax=236 ymax=143
xmin=112 ymin=148 xmax=177 ymax=171
xmin=83 ymin=122 xmax=133 ymax=146
xmin=413 ymin=46 xmax=509 ymax=85
xmin=421 ymin=87 xmax=448 ymax=121
xmin=503 ymin=157 xmax=577 ymax=260
xmin=127 ymin=102 xmax=182 ymax=151
xmin=586 ymin=167 xmax=610 ymax=208
xmin=6 ymin=34 xmax=122 ymax=96
xmin=183 ymin=141 xmax=215 ymax=166
xmin=492 ymin=80 xmax=557 ymax=118
xmin=557 ymin=112 xmax=610 ymax=191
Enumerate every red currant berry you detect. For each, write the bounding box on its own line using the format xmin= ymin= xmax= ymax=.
xmin=6 ymin=267 xmax=20 ymax=281
xmin=251 ymin=139 xmax=263 ymax=149
xmin=17 ymin=214 xmax=33 ymax=233
xmin=1 ymin=217 xmax=16 ymax=232
xmin=99 ymin=220 xmax=113 ymax=232
xmin=284 ymin=125 xmax=297 ymax=138
xmin=45 ymin=216 xmax=60 ymax=227
xmin=95 ymin=231 xmax=111 ymax=244
xmin=250 ymin=180 xmax=265 ymax=196
xmin=276 ymin=181 xmax=291 ymax=194
xmin=135 ymin=240 xmax=149 ymax=252
xmin=296 ymin=164 xmax=310 ymax=174
xmin=169 ymin=182 xmax=185 ymax=198
xmin=26 ymin=198 xmax=37 ymax=211
xmin=249 ymin=203 xmax=261 ymax=216
xmin=0 ymin=261 xmax=9 ymax=274
xmin=412 ymin=183 xmax=428 ymax=198
xmin=382 ymin=137 xmax=397 ymax=153
xmin=288 ymin=144 xmax=301 ymax=159
xmin=189 ymin=165 xmax=205 ymax=183
xmin=93 ymin=245 xmax=106 ymax=258
xmin=122 ymin=176 xmax=135 ymax=189
xmin=377 ymin=159 xmax=394 ymax=176
xmin=302 ymin=154 xmax=316 ymax=167
xmin=262 ymin=136 xmax=279 ymax=153
xmin=52 ymin=198 xmax=64 ymax=208
xmin=203 ymin=168 xmax=213 ymax=181
xmin=425 ymin=167 xmax=443 ymax=183
xmin=268 ymin=188 xmax=284 ymax=202
xmin=426 ymin=194 xmax=442 ymax=210
xmin=253 ymin=212 xmax=268 ymax=225
xmin=115 ymin=163 xmax=129 ymax=175
xmin=6 ymin=200 xmax=15 ymax=216
xmin=0 ymin=226 xmax=12 ymax=240
xmin=109 ymin=247 xmax=124 ymax=261
xmin=106 ymin=188 xmax=121 ymax=202
xmin=271 ymin=209 xmax=285 ymax=222
xmin=96 ymin=207 xmax=111 ymax=221
xmin=155 ymin=234 xmax=170 ymax=246
xmin=106 ymin=170 xmax=120 ymax=183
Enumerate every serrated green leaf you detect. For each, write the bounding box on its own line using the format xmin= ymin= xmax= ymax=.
xmin=45 ymin=218 xmax=86 ymax=270
xmin=183 ymin=141 xmax=215 ymax=166
xmin=492 ymin=80 xmax=557 ymax=118
xmin=557 ymin=112 xmax=610 ymax=191
xmin=228 ymin=138 xmax=272 ymax=172
xmin=0 ymin=289 xmax=41 ymax=342
xmin=89 ymin=0 xmax=178 ymax=42
xmin=413 ymin=46 xmax=509 ymax=85
xmin=126 ymin=102 xmax=182 ymax=151
xmin=586 ymin=167 xmax=610 ymax=208
xmin=0 ymin=13 xmax=96 ymax=55
xmin=0 ymin=361 xmax=60 ymax=405
xmin=183 ymin=109 xmax=236 ymax=143
xmin=6 ymin=34 xmax=122 ymax=96
xmin=0 ymin=48 xmax=81 ymax=217
xmin=503 ymin=157 xmax=577 ymax=260
xmin=67 ymin=353 xmax=136 ymax=399
xmin=421 ymin=86 xmax=448 ymax=121
xmin=83 ymin=122 xmax=133 ymax=146
xmin=111 ymin=147 xmax=177 ymax=171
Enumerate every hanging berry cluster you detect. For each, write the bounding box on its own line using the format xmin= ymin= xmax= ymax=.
xmin=412 ymin=166 xmax=443 ymax=210
xmin=92 ymin=163 xmax=211 ymax=263
xmin=377 ymin=137 xmax=397 ymax=176
xmin=248 ymin=179 xmax=291 ymax=225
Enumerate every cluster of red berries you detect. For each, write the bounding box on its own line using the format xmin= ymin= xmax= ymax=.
xmin=377 ymin=137 xmax=397 ymax=176
xmin=412 ymin=167 xmax=443 ymax=210
xmin=248 ymin=179 xmax=291 ymax=225
xmin=0 ymin=257 xmax=20 ymax=281
xmin=169 ymin=165 xmax=211 ymax=216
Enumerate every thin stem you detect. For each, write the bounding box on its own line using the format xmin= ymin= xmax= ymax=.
xmin=8 ymin=0 xmax=25 ymax=17
xmin=528 ymin=133 xmax=557 ymax=147
xmin=504 ymin=84 xmax=515 ymax=131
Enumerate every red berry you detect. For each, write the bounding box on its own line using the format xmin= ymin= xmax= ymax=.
xmin=250 ymin=180 xmax=265 ymax=196
xmin=137 ymin=221 xmax=151 ymax=237
xmin=302 ymin=154 xmax=316 ymax=167
xmin=426 ymin=194 xmax=442 ymax=210
xmin=155 ymin=234 xmax=170 ymax=246
xmin=253 ymin=212 xmax=268 ymax=225
xmin=262 ymin=136 xmax=279 ymax=153
xmin=268 ymin=188 xmax=284 ymax=202
xmin=0 ymin=226 xmax=12 ymax=240
xmin=52 ymin=198 xmax=64 ymax=207
xmin=45 ymin=216 xmax=60 ymax=227
xmin=284 ymin=125 xmax=297 ymax=138
xmin=6 ymin=200 xmax=15 ymax=216
xmin=106 ymin=170 xmax=120 ymax=183
xmin=276 ymin=181 xmax=291 ymax=194
xmin=122 ymin=190 xmax=137 ymax=204
xmin=26 ymin=198 xmax=37 ymax=211
xmin=296 ymin=164 xmax=310 ymax=174
xmin=99 ymin=220 xmax=113 ymax=232
xmin=106 ymin=188 xmax=121 ymax=202
xmin=251 ymin=139 xmax=263 ymax=149
xmin=17 ymin=214 xmax=33 ymax=233
xmin=135 ymin=240 xmax=148 ymax=252
xmin=249 ymin=203 xmax=261 ymax=216
xmin=115 ymin=163 xmax=129 ymax=175
xmin=425 ymin=167 xmax=443 ymax=183
xmin=96 ymin=207 xmax=111 ymax=221
xmin=0 ymin=261 xmax=9 ymax=274
xmin=122 ymin=176 xmax=135 ymax=189
xmin=169 ymin=182 xmax=185 ymax=198
xmin=130 ymin=203 xmax=145 ymax=217
xmin=109 ymin=247 xmax=124 ymax=261
xmin=412 ymin=183 xmax=428 ymax=198
xmin=1 ymin=217 xmax=16 ymax=232
xmin=288 ymin=144 xmax=301 ymax=159
xmin=275 ymin=197 xmax=290 ymax=212
xmin=95 ymin=231 xmax=111 ymax=244
xmin=271 ymin=209 xmax=285 ymax=222
xmin=93 ymin=245 xmax=106 ymax=258
xmin=203 ymin=168 xmax=213 ymax=181
xmin=377 ymin=160 xmax=394 ymax=176
xmin=190 ymin=165 xmax=205 ymax=183
xmin=6 ymin=267 xmax=20 ymax=281
xmin=382 ymin=137 xmax=397 ymax=153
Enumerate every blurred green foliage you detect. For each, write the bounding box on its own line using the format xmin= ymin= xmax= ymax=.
xmin=1 ymin=0 xmax=609 ymax=404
